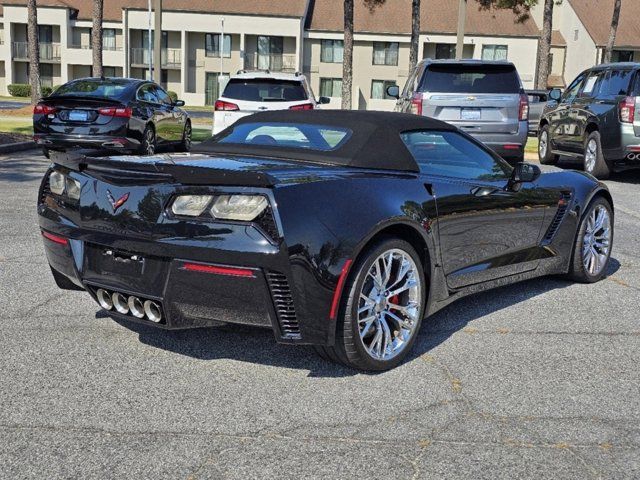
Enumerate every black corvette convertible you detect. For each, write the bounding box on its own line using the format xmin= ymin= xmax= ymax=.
xmin=38 ymin=110 xmax=614 ymax=370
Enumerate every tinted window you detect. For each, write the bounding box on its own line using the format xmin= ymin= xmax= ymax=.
xmin=601 ymin=69 xmax=634 ymax=96
xmin=154 ymin=86 xmax=172 ymax=105
xmin=52 ymin=80 xmax=130 ymax=99
xmin=223 ymin=79 xmax=307 ymax=102
xmin=137 ymin=84 xmax=159 ymax=103
xmin=579 ymin=70 xmax=605 ymax=97
xmin=562 ymin=72 xmax=587 ymax=103
xmin=419 ymin=64 xmax=520 ymax=94
xmin=217 ymin=122 xmax=351 ymax=151
xmin=401 ymin=130 xmax=510 ymax=181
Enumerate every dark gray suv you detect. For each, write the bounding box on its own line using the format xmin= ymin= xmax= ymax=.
xmin=389 ymin=60 xmax=529 ymax=164
xmin=539 ymin=63 xmax=640 ymax=179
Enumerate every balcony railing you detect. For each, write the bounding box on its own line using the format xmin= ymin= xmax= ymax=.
xmin=130 ymin=47 xmax=181 ymax=68
xmin=68 ymin=44 xmax=121 ymax=51
xmin=12 ymin=42 xmax=61 ymax=61
xmin=244 ymin=53 xmax=297 ymax=72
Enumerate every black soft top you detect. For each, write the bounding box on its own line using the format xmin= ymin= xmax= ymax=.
xmin=193 ymin=110 xmax=457 ymax=172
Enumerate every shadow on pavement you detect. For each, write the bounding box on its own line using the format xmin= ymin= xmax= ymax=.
xmin=0 ymin=151 xmax=47 ymax=183
xmin=108 ymin=257 xmax=620 ymax=377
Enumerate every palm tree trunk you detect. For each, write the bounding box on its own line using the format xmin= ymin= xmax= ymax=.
xmin=409 ymin=0 xmax=421 ymax=71
xmin=535 ymin=0 xmax=553 ymax=89
xmin=341 ymin=0 xmax=354 ymax=110
xmin=603 ymin=0 xmax=622 ymax=64
xmin=92 ymin=0 xmax=104 ymax=77
xmin=27 ymin=0 xmax=41 ymax=104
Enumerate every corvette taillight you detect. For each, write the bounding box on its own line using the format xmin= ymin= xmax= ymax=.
xmin=98 ymin=107 xmax=132 ymax=118
xmin=519 ymin=93 xmax=529 ymax=121
xmin=215 ymin=100 xmax=239 ymax=111
xmin=33 ymin=104 xmax=56 ymax=115
xmin=410 ymin=93 xmax=422 ymax=116
xmin=619 ymin=96 xmax=636 ymax=124
xmin=289 ymin=103 xmax=314 ymax=111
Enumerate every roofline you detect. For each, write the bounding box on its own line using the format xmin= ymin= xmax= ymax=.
xmin=121 ymin=7 xmax=306 ymax=20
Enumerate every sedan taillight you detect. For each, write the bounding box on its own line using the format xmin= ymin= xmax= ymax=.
xmin=214 ymin=100 xmax=239 ymax=111
xmin=98 ymin=107 xmax=132 ymax=118
xmin=619 ymin=96 xmax=636 ymax=124
xmin=519 ymin=93 xmax=529 ymax=121
xmin=289 ymin=103 xmax=314 ymax=111
xmin=33 ymin=104 xmax=56 ymax=115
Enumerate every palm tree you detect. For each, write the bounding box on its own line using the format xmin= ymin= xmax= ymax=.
xmin=603 ymin=0 xmax=622 ymax=64
xmin=27 ymin=0 xmax=41 ymax=104
xmin=409 ymin=0 xmax=421 ymax=71
xmin=341 ymin=0 xmax=354 ymax=109
xmin=92 ymin=0 xmax=104 ymax=77
xmin=535 ymin=0 xmax=554 ymax=89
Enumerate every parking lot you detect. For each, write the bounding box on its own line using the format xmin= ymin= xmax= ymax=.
xmin=1 ymin=149 xmax=639 ymax=479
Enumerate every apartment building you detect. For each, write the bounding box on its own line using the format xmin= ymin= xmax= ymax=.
xmin=0 ymin=0 xmax=635 ymax=108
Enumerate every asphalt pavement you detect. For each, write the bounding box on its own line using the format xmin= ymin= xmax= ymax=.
xmin=0 ymin=150 xmax=639 ymax=479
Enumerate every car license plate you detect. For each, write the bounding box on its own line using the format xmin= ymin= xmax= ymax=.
xmin=69 ymin=110 xmax=88 ymax=121
xmin=461 ymin=108 xmax=481 ymax=121
xmin=99 ymin=249 xmax=144 ymax=277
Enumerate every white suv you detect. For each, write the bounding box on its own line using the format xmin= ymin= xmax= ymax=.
xmin=212 ymin=72 xmax=329 ymax=134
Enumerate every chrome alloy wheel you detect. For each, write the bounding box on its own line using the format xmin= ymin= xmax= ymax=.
xmin=539 ymin=130 xmax=548 ymax=158
xmin=357 ymin=249 xmax=422 ymax=361
xmin=184 ymin=123 xmax=192 ymax=150
xmin=585 ymin=138 xmax=598 ymax=173
xmin=145 ymin=128 xmax=156 ymax=155
xmin=582 ymin=204 xmax=612 ymax=276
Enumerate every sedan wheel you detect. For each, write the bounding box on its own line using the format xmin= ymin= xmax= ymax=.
xmin=584 ymin=138 xmax=597 ymax=173
xmin=140 ymin=126 xmax=156 ymax=156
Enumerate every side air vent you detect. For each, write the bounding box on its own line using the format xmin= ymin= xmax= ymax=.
xmin=255 ymin=206 xmax=280 ymax=243
xmin=266 ymin=271 xmax=300 ymax=339
xmin=543 ymin=192 xmax=572 ymax=242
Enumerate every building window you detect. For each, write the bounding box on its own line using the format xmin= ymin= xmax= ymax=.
xmin=371 ymin=80 xmax=397 ymax=99
xmin=481 ymin=45 xmax=508 ymax=61
xmin=435 ymin=44 xmax=456 ymax=59
xmin=574 ymin=29 xmax=579 ymax=41
xmin=320 ymin=78 xmax=342 ymax=97
xmin=373 ymin=42 xmax=399 ymax=66
xmin=613 ymin=50 xmax=635 ymax=62
xmin=103 ymin=29 xmax=116 ymax=51
xmin=103 ymin=66 xmax=116 ymax=77
xmin=40 ymin=64 xmax=53 ymax=88
xmin=321 ymin=39 xmax=344 ymax=63
xmin=205 ymin=33 xmax=231 ymax=58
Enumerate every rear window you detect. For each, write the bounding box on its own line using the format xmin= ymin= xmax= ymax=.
xmin=601 ymin=69 xmax=634 ymax=96
xmin=217 ymin=122 xmax=351 ymax=151
xmin=51 ymin=80 xmax=130 ymax=99
xmin=222 ymin=79 xmax=308 ymax=102
xmin=420 ymin=64 xmax=520 ymax=94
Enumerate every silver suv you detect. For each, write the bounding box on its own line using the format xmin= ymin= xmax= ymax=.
xmin=389 ymin=60 xmax=529 ymax=164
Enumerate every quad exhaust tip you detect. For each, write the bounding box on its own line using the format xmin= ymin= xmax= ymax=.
xmin=95 ymin=288 xmax=162 ymax=323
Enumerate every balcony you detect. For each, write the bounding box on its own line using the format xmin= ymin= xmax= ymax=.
xmin=244 ymin=53 xmax=297 ymax=72
xmin=67 ymin=44 xmax=122 ymax=51
xmin=12 ymin=42 xmax=61 ymax=62
xmin=130 ymin=48 xmax=181 ymax=69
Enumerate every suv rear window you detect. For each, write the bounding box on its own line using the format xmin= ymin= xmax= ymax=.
xmin=223 ymin=79 xmax=308 ymax=102
xmin=51 ymin=80 xmax=130 ymax=99
xmin=601 ymin=69 xmax=634 ymax=96
xmin=419 ymin=64 xmax=520 ymax=94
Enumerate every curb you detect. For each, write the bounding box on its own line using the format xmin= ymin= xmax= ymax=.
xmin=0 ymin=141 xmax=37 ymax=154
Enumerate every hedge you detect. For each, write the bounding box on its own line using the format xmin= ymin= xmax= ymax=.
xmin=8 ymin=84 xmax=60 ymax=98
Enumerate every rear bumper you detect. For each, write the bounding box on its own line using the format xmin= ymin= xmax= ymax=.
xmin=33 ymin=133 xmax=140 ymax=152
xmin=459 ymin=122 xmax=528 ymax=160
xmin=38 ymin=205 xmax=317 ymax=344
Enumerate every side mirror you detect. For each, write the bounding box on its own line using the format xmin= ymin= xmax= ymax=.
xmin=386 ymin=85 xmax=400 ymax=99
xmin=549 ymin=88 xmax=562 ymax=102
xmin=508 ymin=162 xmax=541 ymax=190
xmin=318 ymin=96 xmax=331 ymax=105
xmin=174 ymin=100 xmax=185 ymax=107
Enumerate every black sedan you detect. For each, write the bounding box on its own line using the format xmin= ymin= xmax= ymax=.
xmin=33 ymin=77 xmax=192 ymax=156
xmin=37 ymin=110 xmax=614 ymax=371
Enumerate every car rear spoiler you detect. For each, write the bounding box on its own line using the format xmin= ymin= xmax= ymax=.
xmin=49 ymin=151 xmax=278 ymax=187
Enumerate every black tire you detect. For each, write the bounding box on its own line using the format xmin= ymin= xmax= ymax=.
xmin=177 ymin=121 xmax=192 ymax=152
xmin=566 ymin=196 xmax=613 ymax=283
xmin=317 ymin=237 xmax=426 ymax=371
xmin=139 ymin=125 xmax=156 ymax=156
xmin=583 ymin=131 xmax=610 ymax=179
xmin=538 ymin=124 xmax=558 ymax=165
